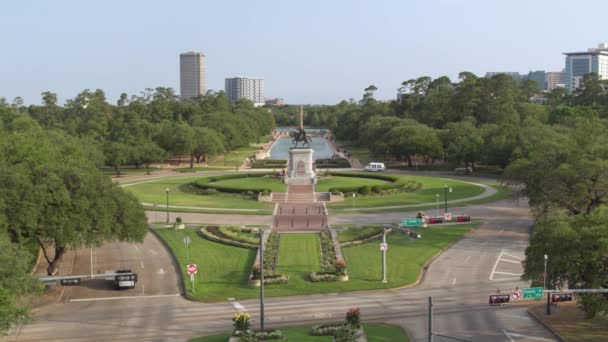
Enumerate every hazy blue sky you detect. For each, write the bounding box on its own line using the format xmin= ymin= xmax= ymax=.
xmin=1 ymin=0 xmax=607 ymax=105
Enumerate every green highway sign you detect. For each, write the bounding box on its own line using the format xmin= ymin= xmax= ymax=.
xmin=523 ymin=287 xmax=544 ymax=299
xmin=401 ymin=219 xmax=422 ymax=227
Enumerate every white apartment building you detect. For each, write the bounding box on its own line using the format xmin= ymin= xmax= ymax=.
xmin=180 ymin=51 xmax=206 ymax=98
xmin=225 ymin=77 xmax=265 ymax=106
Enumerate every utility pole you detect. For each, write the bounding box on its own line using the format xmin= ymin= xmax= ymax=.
xmin=428 ymin=296 xmax=433 ymax=342
xmin=444 ymin=185 xmax=448 ymax=213
xmin=435 ymin=194 xmax=439 ymax=217
xmin=543 ymin=254 xmax=548 ymax=291
xmin=259 ymin=230 xmax=265 ymax=332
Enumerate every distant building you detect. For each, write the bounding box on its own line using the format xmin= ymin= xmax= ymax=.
xmin=485 ymin=72 xmax=523 ymax=81
xmin=525 ymin=71 xmax=546 ymax=91
xmin=180 ymin=51 xmax=206 ymax=98
xmin=564 ymin=43 xmax=608 ymax=92
xmin=225 ymin=77 xmax=265 ymax=106
xmin=545 ymin=71 xmax=566 ymax=91
xmin=265 ymin=98 xmax=284 ymax=106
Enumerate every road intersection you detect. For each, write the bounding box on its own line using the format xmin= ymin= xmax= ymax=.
xmin=6 ymin=175 xmax=559 ymax=342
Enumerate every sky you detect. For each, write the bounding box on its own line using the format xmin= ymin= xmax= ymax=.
xmin=1 ymin=0 xmax=607 ymax=105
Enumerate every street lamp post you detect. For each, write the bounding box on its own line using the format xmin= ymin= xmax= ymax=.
xmin=444 ymin=185 xmax=448 ymax=213
xmin=435 ymin=194 xmax=439 ymax=217
xmin=543 ymin=254 xmax=548 ymax=290
xmin=166 ymin=188 xmax=170 ymax=223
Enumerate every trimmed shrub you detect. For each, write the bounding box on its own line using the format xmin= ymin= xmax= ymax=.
xmin=319 ymin=231 xmax=337 ymax=273
xmin=199 ymin=227 xmax=257 ymax=249
xmin=358 ymin=185 xmax=371 ymax=195
xmin=218 ymin=226 xmax=259 ymax=245
xmin=335 ymin=259 xmax=347 ymax=275
xmin=190 ymin=173 xmax=274 ymax=195
xmin=311 ymin=324 xmax=357 ymax=339
xmin=309 ymin=272 xmax=338 ymax=282
xmin=346 ymin=308 xmax=361 ymax=327
xmin=233 ymin=312 xmax=251 ymax=332
xmin=325 ymin=172 xmax=422 ymax=195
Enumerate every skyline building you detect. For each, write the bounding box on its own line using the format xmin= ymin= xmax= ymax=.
xmin=225 ymin=77 xmax=265 ymax=106
xmin=545 ymin=71 xmax=566 ymax=91
xmin=564 ymin=43 xmax=608 ymax=92
xmin=180 ymin=51 xmax=206 ymax=98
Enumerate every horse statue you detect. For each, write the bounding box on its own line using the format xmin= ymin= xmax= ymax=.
xmin=290 ymin=128 xmax=311 ymax=147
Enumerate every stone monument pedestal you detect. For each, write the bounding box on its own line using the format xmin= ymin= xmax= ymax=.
xmin=285 ymin=148 xmax=317 ymax=185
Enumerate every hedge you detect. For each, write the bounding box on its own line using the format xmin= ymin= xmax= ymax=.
xmin=326 ymin=172 xmax=421 ymax=194
xmin=311 ymin=324 xmax=357 ymax=341
xmin=309 ymin=272 xmax=339 ymax=282
xmin=319 ymin=231 xmax=337 ymax=273
xmin=190 ymin=173 xmax=274 ymax=194
xmin=198 ymin=227 xmax=257 ymax=249
xmin=218 ymin=226 xmax=259 ymax=245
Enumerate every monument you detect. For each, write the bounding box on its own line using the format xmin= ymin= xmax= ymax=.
xmin=284 ymin=106 xmax=317 ymax=185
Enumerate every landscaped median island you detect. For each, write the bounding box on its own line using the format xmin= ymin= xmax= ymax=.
xmin=188 ymin=307 xmax=410 ymax=342
xmin=153 ymin=221 xmax=479 ymax=301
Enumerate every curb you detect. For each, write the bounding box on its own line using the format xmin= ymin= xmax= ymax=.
xmin=526 ymin=307 xmax=567 ymax=342
xmin=148 ymin=228 xmax=186 ymax=298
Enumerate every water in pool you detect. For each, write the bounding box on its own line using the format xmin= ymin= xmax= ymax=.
xmin=268 ymin=137 xmax=335 ymax=160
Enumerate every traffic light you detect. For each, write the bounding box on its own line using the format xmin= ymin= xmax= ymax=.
xmin=551 ymin=292 xmax=573 ymax=303
xmin=489 ymin=294 xmax=510 ymax=305
xmin=456 ymin=216 xmax=471 ymax=222
xmin=408 ymin=231 xmax=421 ymax=239
xmin=60 ymin=278 xmax=81 ymax=286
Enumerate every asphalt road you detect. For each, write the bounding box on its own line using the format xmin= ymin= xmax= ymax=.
xmin=6 ymin=194 xmax=557 ymax=341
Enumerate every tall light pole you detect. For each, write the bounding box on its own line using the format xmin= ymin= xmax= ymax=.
xmin=444 ymin=185 xmax=448 ymax=213
xmin=381 ymin=227 xmax=387 ymax=283
xmin=166 ymin=188 xmax=170 ymax=223
xmin=543 ymin=254 xmax=548 ymax=290
xmin=259 ymin=230 xmax=265 ymax=332
xmin=435 ymin=194 xmax=439 ymax=217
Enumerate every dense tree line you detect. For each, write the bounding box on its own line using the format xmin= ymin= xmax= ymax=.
xmin=20 ymin=88 xmax=275 ymax=175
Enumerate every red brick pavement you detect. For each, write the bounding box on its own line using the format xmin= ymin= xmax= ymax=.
xmin=273 ymin=185 xmax=328 ymax=232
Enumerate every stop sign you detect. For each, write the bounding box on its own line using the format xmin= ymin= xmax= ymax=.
xmin=187 ymin=264 xmax=197 ymax=275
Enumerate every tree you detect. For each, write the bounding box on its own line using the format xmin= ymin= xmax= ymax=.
xmin=442 ymin=119 xmax=483 ymax=171
xmin=137 ymin=142 xmax=167 ymax=174
xmin=191 ymin=127 xmax=224 ymax=164
xmin=0 ymin=233 xmax=43 ymax=335
xmin=104 ymin=142 xmax=129 ymax=177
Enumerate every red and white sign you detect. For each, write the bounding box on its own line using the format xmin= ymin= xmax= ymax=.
xmin=511 ymin=290 xmax=522 ymax=300
xmin=380 ymin=243 xmax=388 ymax=251
xmin=444 ymin=213 xmax=452 ymax=221
xmin=187 ymin=264 xmax=197 ymax=275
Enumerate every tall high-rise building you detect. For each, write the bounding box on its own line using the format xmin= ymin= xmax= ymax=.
xmin=225 ymin=77 xmax=265 ymax=106
xmin=180 ymin=51 xmax=205 ymax=98
xmin=564 ymin=43 xmax=608 ymax=92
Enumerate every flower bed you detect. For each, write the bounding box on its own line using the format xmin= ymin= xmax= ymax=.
xmin=339 ymin=226 xmax=392 ymax=248
xmin=309 ymin=231 xmax=348 ymax=282
xmin=316 ymin=158 xmax=351 ymax=168
xmin=310 ymin=323 xmax=357 ymax=342
xmin=250 ymin=232 xmax=289 ymax=285
xmin=198 ymin=226 xmax=257 ymax=249
xmin=218 ymin=226 xmax=260 ymax=245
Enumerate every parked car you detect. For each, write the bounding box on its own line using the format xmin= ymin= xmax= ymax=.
xmin=454 ymin=166 xmax=472 ymax=174
xmin=364 ymin=162 xmax=386 ymax=172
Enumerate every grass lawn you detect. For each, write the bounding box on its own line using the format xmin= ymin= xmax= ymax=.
xmin=173 ymin=167 xmax=235 ymax=172
xmin=208 ymin=146 xmax=260 ymax=167
xmin=327 ymin=175 xmax=485 ymax=209
xmin=187 ymin=323 xmax=407 ymax=342
xmin=124 ymin=177 xmax=273 ymax=210
xmin=340 ymin=144 xmax=374 ymax=166
xmin=316 ymin=175 xmax=389 ymax=192
xmin=530 ymin=303 xmax=608 ymax=342
xmin=210 ymin=177 xmax=287 ymax=192
xmin=338 ymin=226 xmax=383 ymax=243
xmin=155 ymin=223 xmax=476 ymax=301
xmin=276 ymin=234 xmax=322 ymax=282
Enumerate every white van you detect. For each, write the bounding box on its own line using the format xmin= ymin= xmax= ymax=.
xmin=364 ymin=162 xmax=385 ymax=172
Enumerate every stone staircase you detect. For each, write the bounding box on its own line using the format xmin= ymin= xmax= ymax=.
xmin=272 ymin=185 xmax=329 ymax=232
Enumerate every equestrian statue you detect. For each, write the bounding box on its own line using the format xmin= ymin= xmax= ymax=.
xmin=290 ymin=105 xmax=311 ymax=147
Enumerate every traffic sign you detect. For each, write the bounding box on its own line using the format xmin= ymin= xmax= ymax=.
xmin=511 ymin=290 xmax=522 ymax=300
xmin=380 ymin=243 xmax=388 ymax=251
xmin=444 ymin=213 xmax=452 ymax=221
xmin=523 ymin=287 xmax=544 ymax=299
xmin=187 ymin=263 xmax=197 ymax=275
xmin=401 ymin=218 xmax=422 ymax=227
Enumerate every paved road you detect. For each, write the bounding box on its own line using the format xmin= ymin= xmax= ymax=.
xmin=7 ymin=196 xmax=557 ymax=341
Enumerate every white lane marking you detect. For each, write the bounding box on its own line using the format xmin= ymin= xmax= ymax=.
xmin=493 ymin=271 xmax=523 ymax=276
xmin=503 ymin=251 xmax=523 ymax=260
xmin=452 ymin=278 xmax=456 ymax=285
xmin=493 ymin=277 xmax=523 ymax=281
xmin=503 ymin=330 xmax=555 ymax=341
xmin=140 ymin=261 xmax=145 ymax=269
xmin=70 ymin=293 xmax=181 ymax=302
xmin=158 ymin=268 xmax=165 ymax=275
xmin=500 ymin=259 xmax=522 ymax=264
xmin=464 ymin=256 xmax=471 ymax=264
xmin=490 ymin=250 xmax=504 ymax=280
xmin=232 ymin=302 xmax=246 ymax=311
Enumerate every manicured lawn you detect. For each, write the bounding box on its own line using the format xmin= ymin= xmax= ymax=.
xmin=187 ymin=323 xmax=407 ymax=342
xmin=155 ymin=223 xmax=476 ymax=301
xmin=276 ymin=234 xmax=322 ymax=282
xmin=210 ymin=176 xmax=287 ymax=192
xmin=316 ymin=175 xmax=389 ymax=192
xmin=338 ymin=226 xmax=383 ymax=243
xmin=327 ymin=175 xmax=485 ymax=209
xmin=364 ymin=323 xmax=409 ymax=342
xmin=208 ymin=146 xmax=260 ymax=167
xmin=124 ymin=177 xmax=273 ymax=210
